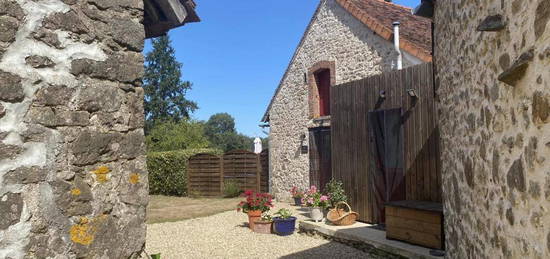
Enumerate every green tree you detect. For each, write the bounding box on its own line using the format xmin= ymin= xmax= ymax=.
xmin=204 ymin=113 xmax=252 ymax=152
xmin=204 ymin=113 xmax=236 ymax=137
xmin=145 ymin=120 xmax=210 ymax=152
xmin=143 ymin=35 xmax=197 ymax=131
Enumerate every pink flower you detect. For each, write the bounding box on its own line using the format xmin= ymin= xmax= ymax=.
xmin=320 ymin=195 xmax=329 ymax=201
xmin=310 ymin=186 xmax=317 ymax=193
xmin=308 ymin=198 xmax=314 ymax=204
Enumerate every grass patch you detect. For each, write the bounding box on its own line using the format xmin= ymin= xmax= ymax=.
xmin=147 ymin=195 xmax=242 ymax=224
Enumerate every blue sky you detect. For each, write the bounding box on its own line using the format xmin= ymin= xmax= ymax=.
xmin=144 ymin=0 xmax=419 ymax=137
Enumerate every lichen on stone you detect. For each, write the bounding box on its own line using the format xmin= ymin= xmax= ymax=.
xmin=129 ymin=173 xmax=140 ymax=184
xmin=69 ymin=217 xmax=94 ymax=245
xmin=69 ymin=215 xmax=108 ymax=246
xmin=92 ymin=166 xmax=110 ymax=183
xmin=71 ymin=188 xmax=81 ymax=196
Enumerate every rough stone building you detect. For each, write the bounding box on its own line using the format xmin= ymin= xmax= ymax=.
xmin=426 ymin=0 xmax=550 ymax=257
xmin=262 ymin=0 xmax=432 ymax=200
xmin=0 ymin=0 xmax=198 ymax=258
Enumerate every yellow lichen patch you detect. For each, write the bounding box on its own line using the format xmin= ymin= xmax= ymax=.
xmin=70 ymin=188 xmax=81 ymax=196
xmin=129 ymin=173 xmax=140 ymax=184
xmin=69 ymin=217 xmax=94 ymax=245
xmin=69 ymin=215 xmax=109 ymax=246
xmin=91 ymin=166 xmax=110 ymax=183
xmin=80 ymin=217 xmax=89 ymax=224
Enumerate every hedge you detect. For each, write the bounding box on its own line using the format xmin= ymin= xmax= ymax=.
xmin=147 ymin=148 xmax=222 ymax=196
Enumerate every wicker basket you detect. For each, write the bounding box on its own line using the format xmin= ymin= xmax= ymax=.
xmin=326 ymin=202 xmax=359 ymax=226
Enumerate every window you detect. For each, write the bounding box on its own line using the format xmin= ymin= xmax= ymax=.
xmin=308 ymin=61 xmax=335 ymax=119
xmin=314 ymin=69 xmax=331 ymax=116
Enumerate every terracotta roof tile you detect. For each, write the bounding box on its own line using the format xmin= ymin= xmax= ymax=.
xmin=336 ymin=0 xmax=432 ymax=62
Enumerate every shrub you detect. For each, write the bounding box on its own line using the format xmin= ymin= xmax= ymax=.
xmin=325 ymin=179 xmax=348 ymax=208
xmin=146 ymin=120 xmax=211 ymax=152
xmin=223 ymin=179 xmax=242 ymax=198
xmin=147 ymin=148 xmax=221 ymax=196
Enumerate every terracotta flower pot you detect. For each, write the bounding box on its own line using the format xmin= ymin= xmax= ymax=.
xmin=252 ymin=220 xmax=272 ymax=234
xmin=247 ymin=210 xmax=262 ymax=229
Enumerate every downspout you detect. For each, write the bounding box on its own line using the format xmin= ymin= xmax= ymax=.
xmin=393 ymin=21 xmax=402 ymax=70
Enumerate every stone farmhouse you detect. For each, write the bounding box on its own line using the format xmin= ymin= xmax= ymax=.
xmin=0 ymin=0 xmax=198 ymax=257
xmin=261 ymin=0 xmax=433 ymax=199
xmin=264 ymin=0 xmax=550 ymax=257
xmin=429 ymin=0 xmax=550 ymax=257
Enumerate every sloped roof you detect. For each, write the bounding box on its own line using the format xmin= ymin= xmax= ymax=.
xmin=337 ymin=0 xmax=432 ymax=61
xmin=144 ymin=0 xmax=200 ymax=38
xmin=261 ymin=0 xmax=432 ymax=122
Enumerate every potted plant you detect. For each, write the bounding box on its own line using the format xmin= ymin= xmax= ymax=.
xmin=302 ymin=186 xmax=329 ymax=222
xmin=237 ymin=190 xmax=273 ymax=229
xmin=272 ymin=208 xmax=296 ymax=236
xmin=290 ymin=186 xmax=304 ymax=206
xmin=252 ymin=214 xmax=273 ymax=234
xmin=325 ymin=179 xmax=348 ymax=209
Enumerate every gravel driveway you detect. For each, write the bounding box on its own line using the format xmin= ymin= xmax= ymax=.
xmin=146 ymin=202 xmax=375 ymax=259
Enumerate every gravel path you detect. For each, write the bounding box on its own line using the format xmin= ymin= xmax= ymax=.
xmin=146 ymin=202 xmax=375 ymax=259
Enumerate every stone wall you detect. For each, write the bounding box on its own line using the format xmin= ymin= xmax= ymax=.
xmin=0 ymin=0 xmax=147 ymax=258
xmin=268 ymin=0 xmax=420 ymax=200
xmin=434 ymin=0 xmax=549 ymax=258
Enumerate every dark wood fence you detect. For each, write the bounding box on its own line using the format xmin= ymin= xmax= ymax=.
xmin=187 ymin=154 xmax=222 ymax=197
xmin=188 ymin=150 xmax=269 ymax=196
xmin=331 ymin=63 xmax=441 ymax=223
xmin=259 ymin=149 xmax=269 ymax=193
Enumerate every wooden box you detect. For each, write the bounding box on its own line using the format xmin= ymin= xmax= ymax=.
xmin=385 ymin=200 xmax=444 ymax=250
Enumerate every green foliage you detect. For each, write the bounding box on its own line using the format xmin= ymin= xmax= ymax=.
xmin=204 ymin=113 xmax=253 ymax=152
xmin=147 ymin=148 xmax=221 ymax=196
xmin=223 ymin=179 xmax=242 ymax=198
xmin=204 ymin=113 xmax=235 ymax=135
xmin=274 ymin=208 xmax=293 ymax=219
xmin=146 ymin=120 xmax=210 ymax=152
xmin=260 ymin=213 xmax=273 ymax=222
xmin=143 ymin=35 xmax=197 ymax=131
xmin=325 ymin=179 xmax=348 ymax=208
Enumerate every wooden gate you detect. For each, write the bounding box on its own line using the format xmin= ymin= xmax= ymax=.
xmin=188 ymin=150 xmax=269 ymax=196
xmin=331 ymin=63 xmax=441 ymax=223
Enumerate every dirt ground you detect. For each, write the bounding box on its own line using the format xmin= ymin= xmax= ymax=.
xmin=147 ymin=195 xmax=242 ymax=224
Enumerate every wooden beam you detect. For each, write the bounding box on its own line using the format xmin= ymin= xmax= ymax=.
xmin=144 ymin=0 xmax=160 ymax=24
xmin=156 ymin=0 xmax=188 ymax=24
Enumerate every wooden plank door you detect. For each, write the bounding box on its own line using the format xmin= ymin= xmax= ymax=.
xmin=309 ymin=127 xmax=332 ymax=191
xmin=367 ymin=108 xmax=405 ymax=223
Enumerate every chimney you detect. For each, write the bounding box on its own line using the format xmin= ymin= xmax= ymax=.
xmin=393 ymin=21 xmax=402 ymax=70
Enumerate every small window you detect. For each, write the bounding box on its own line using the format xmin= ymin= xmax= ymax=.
xmin=314 ymin=69 xmax=331 ymax=116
